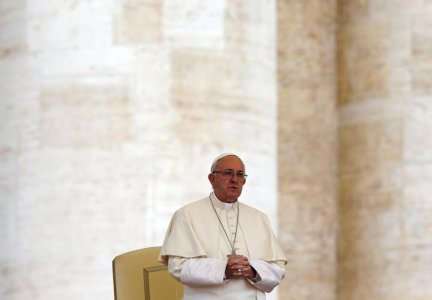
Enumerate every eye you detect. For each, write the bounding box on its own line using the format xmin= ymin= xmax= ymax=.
xmin=223 ymin=170 xmax=234 ymax=177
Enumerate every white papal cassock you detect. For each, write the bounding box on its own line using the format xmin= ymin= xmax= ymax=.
xmin=159 ymin=193 xmax=287 ymax=300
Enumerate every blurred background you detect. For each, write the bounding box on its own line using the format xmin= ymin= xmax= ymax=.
xmin=1 ymin=1 xmax=431 ymax=300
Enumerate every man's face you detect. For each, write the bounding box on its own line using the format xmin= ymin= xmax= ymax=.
xmin=208 ymin=155 xmax=246 ymax=203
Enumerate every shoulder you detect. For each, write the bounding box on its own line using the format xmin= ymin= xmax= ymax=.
xmin=239 ymin=202 xmax=269 ymax=222
xmin=169 ymin=197 xmax=213 ymax=229
xmin=239 ymin=201 xmax=266 ymax=215
xmin=174 ymin=197 xmax=211 ymax=217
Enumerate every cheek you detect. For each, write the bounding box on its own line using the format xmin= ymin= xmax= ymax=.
xmin=214 ymin=181 xmax=225 ymax=190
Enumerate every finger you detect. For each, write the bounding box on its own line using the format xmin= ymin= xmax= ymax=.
xmin=236 ymin=255 xmax=249 ymax=262
xmin=235 ymin=268 xmax=244 ymax=276
xmin=230 ymin=262 xmax=248 ymax=271
xmin=241 ymin=269 xmax=253 ymax=279
xmin=228 ymin=261 xmax=247 ymax=269
xmin=236 ymin=261 xmax=251 ymax=269
xmin=227 ymin=256 xmax=242 ymax=265
xmin=229 ymin=255 xmax=248 ymax=262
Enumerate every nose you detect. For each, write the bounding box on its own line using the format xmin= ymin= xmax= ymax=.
xmin=229 ymin=174 xmax=240 ymax=182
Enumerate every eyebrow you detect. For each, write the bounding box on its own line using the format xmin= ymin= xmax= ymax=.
xmin=223 ymin=169 xmax=244 ymax=173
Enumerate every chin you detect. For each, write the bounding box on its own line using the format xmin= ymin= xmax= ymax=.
xmin=227 ymin=194 xmax=240 ymax=202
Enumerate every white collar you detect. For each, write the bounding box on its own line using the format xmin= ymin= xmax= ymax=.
xmin=210 ymin=192 xmax=238 ymax=210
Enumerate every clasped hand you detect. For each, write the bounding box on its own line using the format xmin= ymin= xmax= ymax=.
xmin=225 ymin=255 xmax=256 ymax=279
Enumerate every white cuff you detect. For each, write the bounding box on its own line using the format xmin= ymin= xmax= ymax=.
xmin=180 ymin=258 xmax=227 ymax=286
xmin=249 ymin=259 xmax=285 ymax=292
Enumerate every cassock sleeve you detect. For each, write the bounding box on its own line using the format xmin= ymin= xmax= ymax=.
xmin=248 ymin=259 xmax=286 ymax=293
xmin=168 ymin=256 xmax=227 ymax=286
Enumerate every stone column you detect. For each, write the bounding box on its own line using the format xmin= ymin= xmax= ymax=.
xmin=277 ymin=1 xmax=338 ymax=299
xmin=0 ymin=1 xmax=279 ymax=300
xmin=338 ymin=1 xmax=432 ymax=299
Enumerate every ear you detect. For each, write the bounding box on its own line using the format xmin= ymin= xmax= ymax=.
xmin=208 ymin=173 xmax=216 ymax=186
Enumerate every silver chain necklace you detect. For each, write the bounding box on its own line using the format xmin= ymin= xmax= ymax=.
xmin=209 ymin=193 xmax=240 ymax=256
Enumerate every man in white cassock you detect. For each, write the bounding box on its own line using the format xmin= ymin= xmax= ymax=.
xmin=159 ymin=153 xmax=287 ymax=300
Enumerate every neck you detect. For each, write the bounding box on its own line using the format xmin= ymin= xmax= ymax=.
xmin=213 ymin=192 xmax=237 ymax=203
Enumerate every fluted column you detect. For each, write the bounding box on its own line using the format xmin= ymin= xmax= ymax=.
xmin=338 ymin=1 xmax=432 ymax=299
xmin=277 ymin=1 xmax=338 ymax=299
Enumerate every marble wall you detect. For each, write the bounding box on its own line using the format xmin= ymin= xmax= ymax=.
xmin=277 ymin=0 xmax=338 ymax=299
xmin=278 ymin=1 xmax=432 ymax=300
xmin=0 ymin=1 xmax=279 ymax=300
xmin=338 ymin=0 xmax=432 ymax=299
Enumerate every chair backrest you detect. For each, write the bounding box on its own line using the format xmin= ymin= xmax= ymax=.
xmin=112 ymin=246 xmax=183 ymax=300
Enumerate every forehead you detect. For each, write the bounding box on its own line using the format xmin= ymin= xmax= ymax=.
xmin=215 ymin=156 xmax=245 ymax=170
